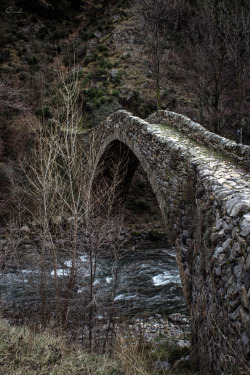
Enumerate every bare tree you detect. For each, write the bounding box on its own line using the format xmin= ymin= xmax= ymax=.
xmin=183 ymin=0 xmax=250 ymax=139
xmin=222 ymin=0 xmax=250 ymax=142
xmin=184 ymin=0 xmax=234 ymax=134
xmin=135 ymin=0 xmax=180 ymax=109
xmin=13 ymin=69 xmax=131 ymax=351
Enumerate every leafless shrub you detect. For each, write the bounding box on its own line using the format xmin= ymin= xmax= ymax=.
xmin=0 ymin=69 xmax=130 ymax=353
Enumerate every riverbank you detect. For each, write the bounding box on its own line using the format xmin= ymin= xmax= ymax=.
xmin=0 ymin=172 xmax=192 ymax=373
xmin=0 ymin=316 xmax=196 ymax=375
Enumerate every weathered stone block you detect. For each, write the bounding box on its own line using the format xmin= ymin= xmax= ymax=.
xmin=94 ymin=109 xmax=250 ymax=373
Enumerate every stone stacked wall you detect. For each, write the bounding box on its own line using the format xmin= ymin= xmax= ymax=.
xmin=148 ymin=110 xmax=250 ymax=169
xmin=93 ymin=110 xmax=250 ymax=373
xmin=190 ymin=166 xmax=250 ymax=374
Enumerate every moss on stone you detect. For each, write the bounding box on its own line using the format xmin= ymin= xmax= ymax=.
xmin=148 ymin=229 xmax=164 ymax=240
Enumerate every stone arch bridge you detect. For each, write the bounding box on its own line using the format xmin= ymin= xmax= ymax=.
xmin=90 ymin=110 xmax=250 ymax=373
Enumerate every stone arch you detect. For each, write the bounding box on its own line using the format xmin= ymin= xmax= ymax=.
xmin=93 ymin=125 xmax=199 ymax=308
xmin=91 ymin=110 xmax=250 ymax=373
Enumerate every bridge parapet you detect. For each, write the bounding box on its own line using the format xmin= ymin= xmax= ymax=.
xmin=148 ymin=110 xmax=250 ymax=169
xmin=93 ymin=109 xmax=250 ymax=373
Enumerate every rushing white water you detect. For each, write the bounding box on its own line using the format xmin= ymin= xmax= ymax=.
xmin=64 ymin=260 xmax=72 ymax=267
xmin=152 ymin=271 xmax=180 ymax=286
xmin=0 ymin=246 xmax=187 ymax=315
xmin=79 ymin=255 xmax=88 ymax=262
xmin=114 ymin=294 xmax=137 ymax=301
xmin=51 ymin=268 xmax=71 ymax=277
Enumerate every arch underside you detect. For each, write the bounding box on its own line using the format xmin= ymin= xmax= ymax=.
xmin=96 ymin=138 xmax=171 ymax=223
xmin=95 ymin=138 xmax=196 ymax=306
xmin=96 ymin=140 xmax=139 ymax=198
xmin=95 ymin=136 xmax=196 ymax=240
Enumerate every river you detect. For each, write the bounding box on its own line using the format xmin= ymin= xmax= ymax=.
xmin=0 ymin=244 xmax=187 ymax=319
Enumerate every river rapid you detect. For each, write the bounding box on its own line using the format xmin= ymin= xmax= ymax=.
xmin=1 ymin=244 xmax=187 ymax=319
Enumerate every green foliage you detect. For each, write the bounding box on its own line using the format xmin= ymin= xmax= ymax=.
xmin=97 ymin=56 xmax=105 ymax=66
xmin=148 ymin=339 xmax=190 ymax=365
xmin=148 ymin=230 xmax=164 ymax=240
xmin=98 ymin=95 xmax=108 ymax=105
xmin=63 ymin=53 xmax=76 ymax=67
xmin=104 ymin=20 xmax=113 ymax=31
xmin=112 ymin=89 xmax=120 ymax=98
xmin=82 ymin=72 xmax=92 ymax=85
xmin=84 ymin=52 xmax=98 ymax=65
xmin=96 ymin=23 xmax=104 ymax=32
xmin=81 ymin=87 xmax=114 ymax=109
xmin=44 ymin=21 xmax=56 ymax=32
xmin=110 ymin=71 xmax=123 ymax=86
xmin=83 ymin=87 xmax=103 ymax=98
xmin=118 ymin=9 xmax=129 ymax=17
xmin=97 ymin=44 xmax=109 ymax=53
xmin=0 ymin=64 xmax=12 ymax=74
xmin=131 ymin=230 xmax=141 ymax=236
xmin=84 ymin=56 xmax=92 ymax=65
xmin=98 ymin=57 xmax=113 ymax=69
xmin=79 ymin=30 xmax=95 ymax=41
xmin=80 ymin=0 xmax=107 ymax=21
xmin=95 ymin=67 xmax=107 ymax=76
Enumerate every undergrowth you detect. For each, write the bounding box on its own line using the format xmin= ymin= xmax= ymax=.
xmin=0 ymin=320 xmax=198 ymax=375
xmin=0 ymin=320 xmax=120 ymax=375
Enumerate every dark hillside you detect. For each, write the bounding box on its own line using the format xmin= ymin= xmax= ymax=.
xmin=0 ymin=0 xmax=249 ymax=219
xmin=1 ymin=0 xmax=249 ymax=139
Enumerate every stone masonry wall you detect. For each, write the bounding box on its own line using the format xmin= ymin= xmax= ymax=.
xmin=94 ymin=110 xmax=250 ymax=373
xmin=148 ymin=110 xmax=250 ymax=169
xmin=190 ymin=168 xmax=250 ymax=374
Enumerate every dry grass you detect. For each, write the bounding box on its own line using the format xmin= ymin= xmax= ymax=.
xmin=114 ymin=334 xmax=155 ymax=375
xmin=0 ymin=319 xmax=201 ymax=375
xmin=0 ymin=320 xmax=120 ymax=375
